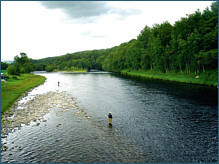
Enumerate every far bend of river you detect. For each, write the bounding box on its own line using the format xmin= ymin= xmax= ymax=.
xmin=1 ymin=71 xmax=218 ymax=163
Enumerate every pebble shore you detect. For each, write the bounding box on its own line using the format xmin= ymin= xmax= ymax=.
xmin=1 ymin=91 xmax=90 ymax=151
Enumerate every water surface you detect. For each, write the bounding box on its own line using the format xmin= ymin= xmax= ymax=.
xmin=1 ymin=71 xmax=218 ymax=163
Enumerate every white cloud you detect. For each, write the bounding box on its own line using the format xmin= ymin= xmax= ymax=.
xmin=1 ymin=1 xmax=213 ymax=61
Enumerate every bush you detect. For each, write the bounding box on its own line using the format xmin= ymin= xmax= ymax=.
xmin=7 ymin=65 xmax=19 ymax=75
xmin=45 ymin=65 xmax=54 ymax=72
xmin=20 ymin=67 xmax=26 ymax=74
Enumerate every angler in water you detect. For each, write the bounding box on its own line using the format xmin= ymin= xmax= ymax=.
xmin=108 ymin=112 xmax=112 ymax=125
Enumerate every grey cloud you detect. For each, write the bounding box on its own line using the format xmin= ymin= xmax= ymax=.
xmin=40 ymin=1 xmax=141 ymax=22
xmin=40 ymin=1 xmax=110 ymax=19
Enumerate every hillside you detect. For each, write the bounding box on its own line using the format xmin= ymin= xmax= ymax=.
xmin=33 ymin=2 xmax=218 ymax=85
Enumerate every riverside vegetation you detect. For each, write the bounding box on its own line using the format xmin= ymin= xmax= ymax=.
xmin=2 ymin=2 xmax=218 ymax=86
xmin=121 ymin=69 xmax=218 ymax=87
xmin=1 ymin=72 xmax=46 ymax=119
xmin=29 ymin=2 xmax=218 ymax=86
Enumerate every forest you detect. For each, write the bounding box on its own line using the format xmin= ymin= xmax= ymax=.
xmin=13 ymin=2 xmax=219 ymax=75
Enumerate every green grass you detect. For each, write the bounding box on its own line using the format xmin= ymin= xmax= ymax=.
xmin=1 ymin=74 xmax=46 ymax=114
xmin=121 ymin=69 xmax=218 ymax=87
xmin=1 ymin=70 xmax=7 ymax=74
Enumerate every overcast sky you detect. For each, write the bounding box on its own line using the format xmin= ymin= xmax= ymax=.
xmin=1 ymin=1 xmax=214 ymax=61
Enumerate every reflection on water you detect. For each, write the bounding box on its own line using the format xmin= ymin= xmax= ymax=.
xmin=1 ymin=71 xmax=218 ymax=163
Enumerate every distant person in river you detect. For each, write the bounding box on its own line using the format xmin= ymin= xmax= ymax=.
xmin=58 ymin=81 xmax=60 ymax=87
xmin=108 ymin=112 xmax=112 ymax=125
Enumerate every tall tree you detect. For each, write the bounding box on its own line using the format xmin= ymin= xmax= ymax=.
xmin=14 ymin=52 xmax=34 ymax=73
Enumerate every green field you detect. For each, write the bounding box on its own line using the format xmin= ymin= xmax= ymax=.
xmin=121 ymin=69 xmax=218 ymax=87
xmin=1 ymin=73 xmax=46 ymax=114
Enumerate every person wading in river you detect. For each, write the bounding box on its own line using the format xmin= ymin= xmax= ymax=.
xmin=108 ymin=112 xmax=112 ymax=125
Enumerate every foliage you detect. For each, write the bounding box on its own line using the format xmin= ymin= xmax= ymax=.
xmin=7 ymin=65 xmax=18 ymax=75
xmin=14 ymin=52 xmax=34 ymax=74
xmin=33 ymin=2 xmax=218 ymax=80
xmin=45 ymin=65 xmax=54 ymax=72
xmin=1 ymin=62 xmax=9 ymax=70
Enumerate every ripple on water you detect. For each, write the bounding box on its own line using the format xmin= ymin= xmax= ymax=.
xmin=1 ymin=103 xmax=153 ymax=163
xmin=1 ymin=72 xmax=217 ymax=163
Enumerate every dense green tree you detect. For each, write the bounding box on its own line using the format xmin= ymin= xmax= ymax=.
xmin=33 ymin=2 xmax=217 ymax=75
xmin=1 ymin=62 xmax=9 ymax=70
xmin=45 ymin=65 xmax=54 ymax=72
xmin=7 ymin=65 xmax=18 ymax=75
xmin=14 ymin=53 xmax=34 ymax=73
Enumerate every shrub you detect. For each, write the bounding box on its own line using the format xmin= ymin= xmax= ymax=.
xmin=7 ymin=65 xmax=18 ymax=75
xmin=45 ymin=65 xmax=54 ymax=72
xmin=20 ymin=67 xmax=26 ymax=74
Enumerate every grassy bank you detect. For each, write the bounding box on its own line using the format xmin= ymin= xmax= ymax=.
xmin=53 ymin=68 xmax=87 ymax=73
xmin=54 ymin=70 xmax=87 ymax=73
xmin=1 ymin=70 xmax=7 ymax=74
xmin=121 ymin=69 xmax=218 ymax=87
xmin=1 ymin=73 xmax=46 ymax=114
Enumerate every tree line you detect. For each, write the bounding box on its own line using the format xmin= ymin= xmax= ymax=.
xmin=5 ymin=53 xmax=34 ymax=75
xmin=101 ymin=2 xmax=218 ymax=73
xmin=3 ymin=2 xmax=218 ymax=75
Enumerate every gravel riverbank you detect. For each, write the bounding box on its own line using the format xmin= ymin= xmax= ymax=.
xmin=1 ymin=91 xmax=89 ymax=151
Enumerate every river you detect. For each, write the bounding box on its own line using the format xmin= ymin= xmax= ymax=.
xmin=1 ymin=71 xmax=218 ymax=163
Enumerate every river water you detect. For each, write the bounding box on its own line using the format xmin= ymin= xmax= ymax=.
xmin=1 ymin=71 xmax=218 ymax=163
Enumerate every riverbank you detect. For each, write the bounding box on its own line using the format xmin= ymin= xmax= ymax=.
xmin=53 ymin=69 xmax=87 ymax=73
xmin=55 ymin=70 xmax=87 ymax=73
xmin=1 ymin=90 xmax=90 ymax=152
xmin=1 ymin=74 xmax=46 ymax=115
xmin=121 ymin=69 xmax=218 ymax=87
xmin=1 ymin=91 xmax=86 ymax=136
